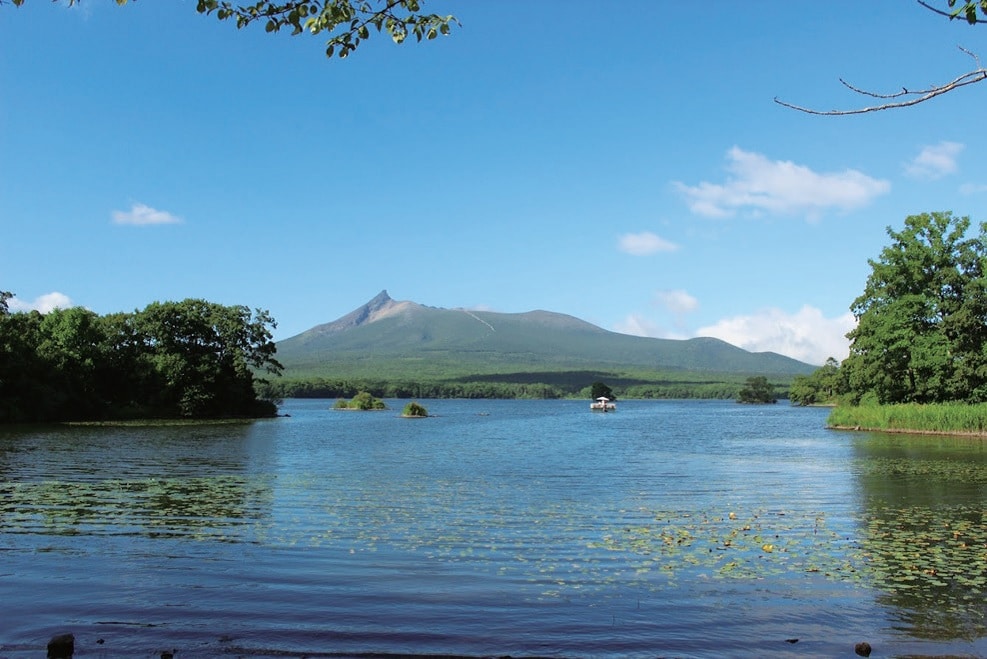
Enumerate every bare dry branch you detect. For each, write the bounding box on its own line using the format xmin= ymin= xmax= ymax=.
xmin=775 ymin=46 xmax=987 ymax=115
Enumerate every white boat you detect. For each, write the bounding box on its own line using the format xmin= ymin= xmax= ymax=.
xmin=590 ymin=396 xmax=616 ymax=412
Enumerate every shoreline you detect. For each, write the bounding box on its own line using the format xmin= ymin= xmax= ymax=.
xmin=828 ymin=424 xmax=987 ymax=438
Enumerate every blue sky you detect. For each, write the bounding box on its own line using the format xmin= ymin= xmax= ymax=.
xmin=3 ymin=1 xmax=986 ymax=365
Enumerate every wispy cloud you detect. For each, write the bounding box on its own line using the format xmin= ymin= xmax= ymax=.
xmin=695 ymin=305 xmax=855 ymax=365
xmin=674 ymin=147 xmax=890 ymax=221
xmin=614 ymin=289 xmax=698 ymax=338
xmin=904 ymin=141 xmax=963 ymax=180
xmin=960 ymin=182 xmax=987 ymax=195
xmin=617 ymin=231 xmax=679 ymax=256
xmin=8 ymin=292 xmax=73 ymax=313
xmin=614 ymin=314 xmax=689 ymax=340
xmin=112 ymin=203 xmax=183 ymax=226
xmin=654 ymin=289 xmax=698 ymax=315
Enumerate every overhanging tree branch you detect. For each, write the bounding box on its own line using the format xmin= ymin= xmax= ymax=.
xmin=917 ymin=0 xmax=987 ymax=24
xmin=774 ymin=47 xmax=987 ymax=115
xmin=776 ymin=0 xmax=987 ymax=115
xmin=4 ymin=0 xmax=459 ymax=59
xmin=194 ymin=0 xmax=458 ymax=58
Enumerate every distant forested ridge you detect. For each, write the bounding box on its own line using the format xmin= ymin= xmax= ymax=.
xmin=257 ymin=373 xmax=789 ymax=402
xmin=0 ymin=292 xmax=282 ymax=423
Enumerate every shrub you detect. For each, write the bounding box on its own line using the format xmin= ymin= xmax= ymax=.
xmin=402 ymin=401 xmax=429 ymax=417
xmin=333 ymin=392 xmax=387 ymax=410
xmin=737 ymin=376 xmax=777 ymax=404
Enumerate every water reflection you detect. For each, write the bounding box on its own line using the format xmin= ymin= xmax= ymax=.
xmin=0 ymin=422 xmax=275 ymax=542
xmin=852 ymin=432 xmax=987 ymax=640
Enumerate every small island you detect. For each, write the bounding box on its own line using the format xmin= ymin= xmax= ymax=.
xmin=333 ymin=391 xmax=387 ymax=411
xmin=736 ymin=376 xmax=777 ymax=404
xmin=401 ymin=401 xmax=429 ymax=418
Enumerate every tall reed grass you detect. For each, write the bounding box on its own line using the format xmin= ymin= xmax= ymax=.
xmin=828 ymin=402 xmax=987 ymax=435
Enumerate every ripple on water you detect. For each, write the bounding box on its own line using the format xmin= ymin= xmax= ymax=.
xmin=1 ymin=400 xmax=986 ymax=657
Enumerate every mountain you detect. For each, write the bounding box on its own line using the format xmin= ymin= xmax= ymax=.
xmin=274 ymin=290 xmax=816 ymax=380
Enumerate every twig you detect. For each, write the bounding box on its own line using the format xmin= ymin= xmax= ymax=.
xmin=775 ymin=47 xmax=987 ymax=115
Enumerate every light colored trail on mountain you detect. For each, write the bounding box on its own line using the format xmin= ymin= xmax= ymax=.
xmin=461 ymin=309 xmax=496 ymax=332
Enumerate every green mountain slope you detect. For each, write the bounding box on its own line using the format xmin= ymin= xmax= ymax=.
xmin=275 ymin=290 xmax=816 ymax=380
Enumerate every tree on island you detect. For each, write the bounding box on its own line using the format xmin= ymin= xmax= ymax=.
xmin=737 ymin=376 xmax=776 ymax=404
xmin=590 ymin=381 xmax=615 ymax=401
xmin=841 ymin=212 xmax=987 ymax=405
xmin=333 ymin=391 xmax=387 ymax=410
xmin=402 ymin=401 xmax=429 ymax=417
xmin=3 ymin=0 xmax=457 ymax=59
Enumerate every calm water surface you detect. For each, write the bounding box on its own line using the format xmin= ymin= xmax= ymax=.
xmin=1 ymin=399 xmax=986 ymax=657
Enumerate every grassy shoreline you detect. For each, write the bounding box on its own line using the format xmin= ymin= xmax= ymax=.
xmin=827 ymin=402 xmax=987 ymax=437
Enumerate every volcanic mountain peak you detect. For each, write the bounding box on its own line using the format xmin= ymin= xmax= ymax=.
xmin=275 ymin=290 xmax=817 ymax=380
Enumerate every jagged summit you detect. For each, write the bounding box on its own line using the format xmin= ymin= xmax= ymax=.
xmin=346 ymin=289 xmax=398 ymax=326
xmin=299 ymin=289 xmax=420 ymax=338
xmin=367 ymin=289 xmax=392 ymax=307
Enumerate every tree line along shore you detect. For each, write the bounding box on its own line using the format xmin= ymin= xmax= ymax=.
xmin=0 ymin=294 xmax=281 ymax=423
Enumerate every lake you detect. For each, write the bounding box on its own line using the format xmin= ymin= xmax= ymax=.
xmin=1 ymin=398 xmax=986 ymax=658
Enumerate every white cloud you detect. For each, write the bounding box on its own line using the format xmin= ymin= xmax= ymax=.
xmin=905 ymin=141 xmax=964 ymax=180
xmin=613 ymin=298 xmax=851 ymax=364
xmin=614 ymin=313 xmax=689 ymax=340
xmin=112 ymin=203 xmax=183 ymax=226
xmin=696 ymin=305 xmax=856 ymax=365
xmin=960 ymin=182 xmax=987 ymax=195
xmin=654 ymin=289 xmax=698 ymax=315
xmin=617 ymin=231 xmax=679 ymax=255
xmin=674 ymin=147 xmax=890 ymax=220
xmin=613 ymin=290 xmax=697 ymax=338
xmin=8 ymin=292 xmax=74 ymax=313
xmin=614 ymin=313 xmax=661 ymax=337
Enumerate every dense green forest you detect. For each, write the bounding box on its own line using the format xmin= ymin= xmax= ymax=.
xmin=258 ymin=371 xmax=790 ymax=402
xmin=0 ymin=292 xmax=282 ymax=423
xmin=792 ymin=212 xmax=987 ymax=419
